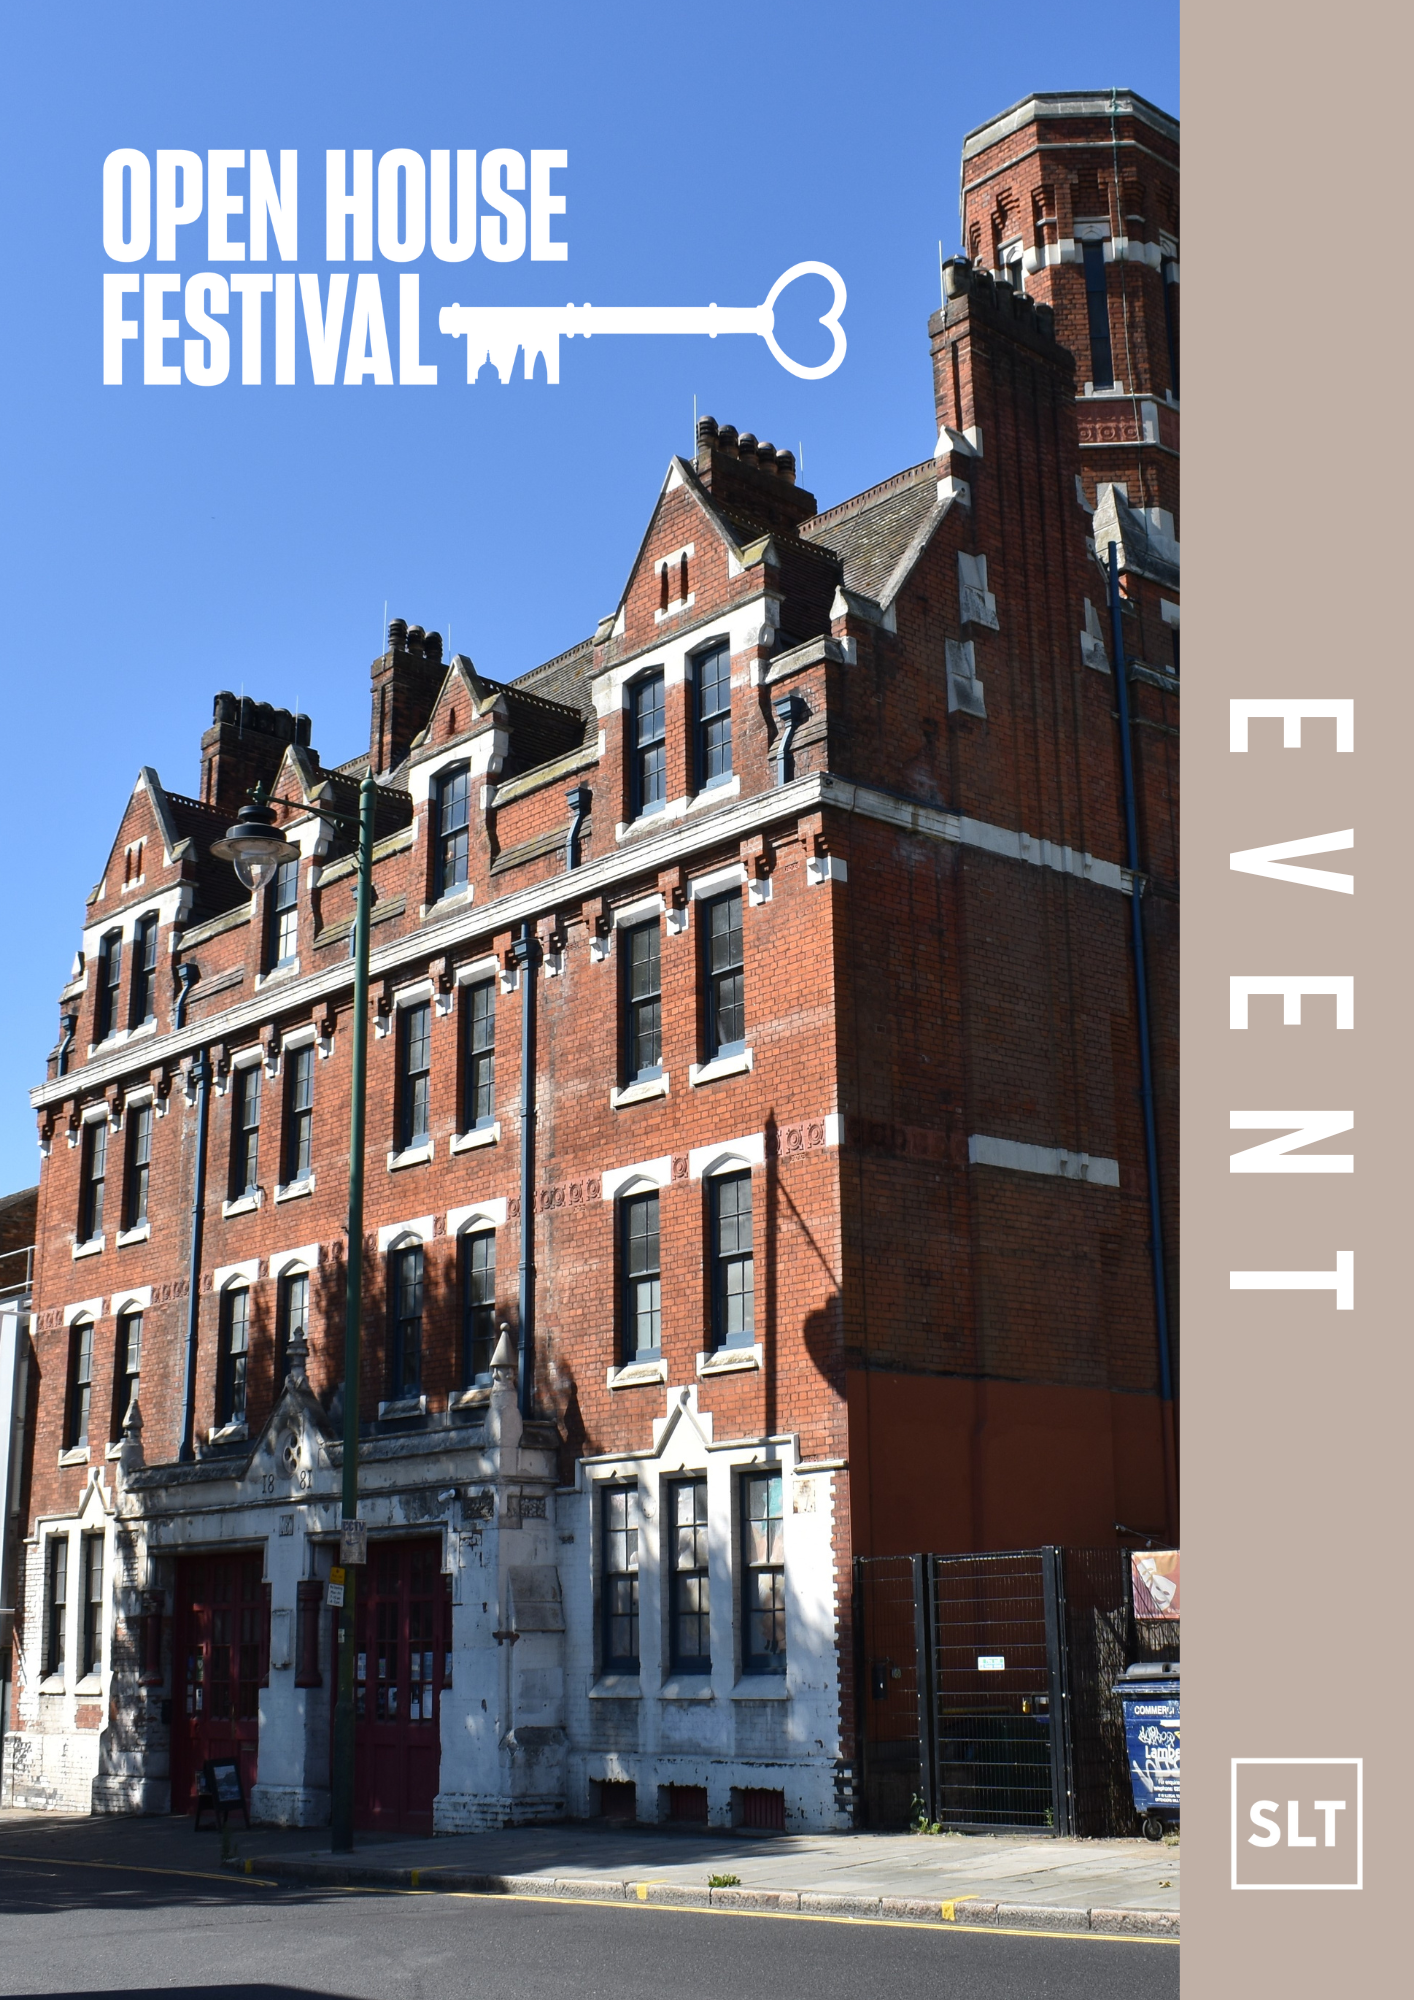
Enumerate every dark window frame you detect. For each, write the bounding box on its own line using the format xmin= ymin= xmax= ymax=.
xmin=124 ymin=1100 xmax=152 ymax=1231
xmin=219 ymin=1286 xmax=251 ymax=1427
xmin=94 ymin=929 xmax=122 ymax=1042
xmin=398 ymin=1000 xmax=432 ymax=1151
xmin=623 ymin=920 xmax=662 ymax=1084
xmin=462 ymin=978 xmax=496 ymax=1130
xmin=600 ymin=1483 xmax=640 ymax=1673
xmin=231 ymin=1062 xmax=262 ymax=1197
xmin=741 ymin=1471 xmax=786 ymax=1675
xmin=1081 ymin=238 xmax=1115 ymax=389
xmin=129 ymin=912 xmax=159 ymax=1025
xmin=710 ymin=1171 xmax=755 ymax=1351
xmin=389 ymin=1243 xmax=425 ymax=1400
xmin=667 ymin=1476 xmax=711 ymax=1674
xmin=629 ymin=671 xmax=666 ymax=818
xmin=269 ymin=856 xmax=300 ymax=969
xmin=1162 ymin=256 xmax=1179 ymax=398
xmin=620 ymin=1190 xmax=661 ymax=1363
xmin=284 ymin=1044 xmax=314 ymax=1185
xmin=80 ymin=1119 xmax=107 ymax=1242
xmin=460 ymin=1229 xmax=497 ymax=1387
xmin=81 ymin=1533 xmax=104 ymax=1679
xmin=703 ymin=890 xmax=745 ymax=1058
xmin=692 ymin=639 xmax=733 ymax=791
xmin=434 ymin=763 xmax=472 ymax=900
xmin=66 ymin=1321 xmax=94 ymax=1450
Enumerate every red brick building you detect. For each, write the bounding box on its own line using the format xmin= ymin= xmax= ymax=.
xmin=4 ymin=90 xmax=1177 ymax=1829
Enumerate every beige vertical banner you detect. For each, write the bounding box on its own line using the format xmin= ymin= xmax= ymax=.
xmin=1186 ymin=0 xmax=1411 ymax=1986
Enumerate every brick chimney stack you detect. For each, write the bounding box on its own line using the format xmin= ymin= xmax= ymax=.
xmin=200 ymin=694 xmax=312 ymax=815
xmin=692 ymin=417 xmax=818 ymax=537
xmin=369 ymin=620 xmax=446 ymax=777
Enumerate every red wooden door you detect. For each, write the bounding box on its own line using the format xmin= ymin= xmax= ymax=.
xmin=349 ymin=1539 xmax=452 ymax=1833
xmin=171 ymin=1553 xmax=265 ymax=1813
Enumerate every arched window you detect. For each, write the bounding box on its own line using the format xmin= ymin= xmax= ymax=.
xmin=389 ymin=1243 xmax=425 ymax=1399
xmin=277 ymin=1268 xmax=310 ymax=1383
xmin=620 ymin=1191 xmax=661 ymax=1363
xmin=112 ymin=1311 xmax=142 ymax=1438
xmin=218 ymin=1287 xmax=250 ymax=1426
xmin=66 ymin=1322 xmax=94 ymax=1449
xmin=460 ymin=1230 xmax=496 ymax=1386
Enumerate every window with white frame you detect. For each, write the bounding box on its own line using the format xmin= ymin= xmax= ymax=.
xmin=45 ymin=1536 xmax=68 ymax=1678
xmin=460 ymin=1230 xmax=496 ymax=1385
xmin=741 ymin=1471 xmax=786 ymax=1673
xmin=601 ymin=1485 xmax=640 ymax=1671
xmin=112 ymin=1311 xmax=141 ymax=1438
xmin=231 ymin=1063 xmax=262 ymax=1197
xmin=389 ymin=1243 xmax=424 ymax=1398
xmin=285 ymin=1045 xmax=314 ymax=1182
xmin=219 ymin=1287 xmax=250 ymax=1426
xmin=434 ymin=764 xmax=471 ymax=898
xmin=623 ymin=921 xmax=662 ymax=1083
xmin=668 ymin=1477 xmax=710 ymax=1673
xmin=692 ymin=640 xmax=732 ymax=788
xmin=268 ymin=857 xmax=299 ymax=969
xmin=277 ymin=1269 xmax=309 ymax=1382
xmin=81 ymin=1534 xmax=104 ymax=1678
xmin=130 ymin=913 xmax=159 ymax=1025
xmin=124 ymin=1101 xmax=152 ymax=1230
xmin=710 ymin=1172 xmax=754 ymax=1349
xmin=66 ymin=1322 xmax=94 ymax=1450
xmin=621 ymin=1191 xmax=661 ymax=1361
xmin=462 ymin=979 xmax=495 ymax=1129
xmin=94 ymin=930 xmax=122 ymax=1041
xmin=398 ymin=1000 xmax=432 ymax=1150
xmin=80 ymin=1120 xmax=107 ymax=1242
xmin=629 ymin=672 xmax=666 ymax=816
xmin=703 ymin=890 xmax=744 ymax=1058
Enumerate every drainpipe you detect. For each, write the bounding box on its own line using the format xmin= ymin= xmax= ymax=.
xmin=55 ymin=1012 xmax=77 ymax=1080
xmin=565 ymin=785 xmax=591 ymax=872
xmin=177 ymin=1047 xmax=212 ymax=1464
xmin=512 ymin=922 xmax=541 ymax=1417
xmin=173 ymin=960 xmax=199 ymax=1032
xmin=1107 ymin=544 xmax=1178 ymax=1533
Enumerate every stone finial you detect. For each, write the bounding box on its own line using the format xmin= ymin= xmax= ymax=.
xmin=491 ymin=1323 xmax=516 ymax=1381
xmin=285 ymin=1325 xmax=310 ymax=1390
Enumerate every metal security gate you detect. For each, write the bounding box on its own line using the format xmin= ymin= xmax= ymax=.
xmin=857 ymin=1547 xmax=1175 ymax=1836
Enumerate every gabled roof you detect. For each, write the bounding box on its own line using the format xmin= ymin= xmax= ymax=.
xmin=800 ymin=460 xmax=946 ymax=607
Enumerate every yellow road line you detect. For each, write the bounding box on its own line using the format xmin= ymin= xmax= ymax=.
xmin=0 ymin=1851 xmax=278 ymax=1890
xmin=308 ymin=1878 xmax=1176 ymax=1944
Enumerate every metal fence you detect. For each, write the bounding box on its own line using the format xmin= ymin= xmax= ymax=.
xmin=856 ymin=1546 xmax=1178 ymax=1837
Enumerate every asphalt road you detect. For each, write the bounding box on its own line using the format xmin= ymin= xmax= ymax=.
xmin=0 ymin=1850 xmax=1179 ymax=2000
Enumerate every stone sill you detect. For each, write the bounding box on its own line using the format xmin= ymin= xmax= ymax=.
xmin=658 ymin=1676 xmax=714 ymax=1702
xmin=222 ymin=1192 xmax=263 ymax=1219
xmin=697 ymin=1344 xmax=762 ymax=1378
xmin=209 ymin=1421 xmax=248 ymax=1445
xmin=449 ymin=1385 xmax=491 ymax=1411
xmin=72 ymin=1237 xmax=105 ymax=1260
xmin=689 ymin=1049 xmax=753 ymax=1087
xmin=105 ymin=1441 xmax=124 ymax=1461
xmin=58 ymin=1446 xmax=90 ymax=1468
xmin=611 ymin=1075 xmax=669 ymax=1110
xmin=116 ymin=1222 xmax=151 ymax=1246
xmin=275 ymin=1177 xmax=315 ymax=1203
xmin=378 ymin=1394 xmax=428 ymax=1422
xmin=731 ymin=1677 xmax=790 ymax=1701
xmin=449 ymin=1123 xmax=500 ymax=1155
xmin=421 ymin=887 xmax=475 ymax=921
xmin=607 ymin=1358 xmax=666 ymax=1391
xmin=589 ymin=1674 xmax=642 ymax=1700
xmin=75 ymin=1675 xmax=103 ymax=1696
xmin=388 ymin=1141 xmax=434 ymax=1172
xmin=39 ymin=1677 xmax=66 ymax=1696
xmin=255 ymin=960 xmax=301 ymax=990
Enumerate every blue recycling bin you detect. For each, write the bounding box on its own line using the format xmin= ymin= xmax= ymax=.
xmin=1113 ymin=1661 xmax=1179 ymax=1839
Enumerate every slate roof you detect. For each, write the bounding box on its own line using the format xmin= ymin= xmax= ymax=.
xmin=798 ymin=461 xmax=940 ymax=602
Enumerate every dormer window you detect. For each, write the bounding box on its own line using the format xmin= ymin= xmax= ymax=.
xmin=435 ymin=764 xmax=471 ymax=899
xmin=630 ymin=673 xmax=666 ymax=817
xmin=268 ymin=858 xmax=299 ymax=970
xmin=95 ymin=930 xmax=122 ymax=1041
xmin=130 ymin=914 xmax=159 ymax=1025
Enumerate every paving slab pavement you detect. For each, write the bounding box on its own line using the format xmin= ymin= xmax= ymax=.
xmin=0 ymin=1807 xmax=1178 ymax=1935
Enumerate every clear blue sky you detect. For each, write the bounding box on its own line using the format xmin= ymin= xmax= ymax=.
xmin=0 ymin=1 xmax=1177 ymax=1195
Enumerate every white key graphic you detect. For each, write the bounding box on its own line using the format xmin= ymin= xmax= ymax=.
xmin=438 ymin=261 xmax=847 ymax=385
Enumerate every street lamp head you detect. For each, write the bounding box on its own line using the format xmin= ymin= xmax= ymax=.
xmin=211 ymin=789 xmax=301 ymax=892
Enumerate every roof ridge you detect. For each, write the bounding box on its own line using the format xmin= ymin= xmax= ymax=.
xmin=799 ymin=460 xmax=936 ymax=537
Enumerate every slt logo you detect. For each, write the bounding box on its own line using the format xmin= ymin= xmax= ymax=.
xmin=1231 ymin=1759 xmax=1363 ymax=1889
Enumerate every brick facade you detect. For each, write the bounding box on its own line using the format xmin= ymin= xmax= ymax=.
xmin=6 ymin=91 xmax=1178 ymax=1828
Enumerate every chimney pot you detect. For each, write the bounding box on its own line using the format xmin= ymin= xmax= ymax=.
xmin=387 ymin=617 xmax=408 ymax=652
xmin=758 ymin=441 xmax=777 ymax=470
xmin=738 ymin=431 xmax=758 ymax=460
xmin=424 ymin=630 xmax=443 ymax=663
xmin=717 ymin=424 xmax=739 ymax=455
xmin=776 ymin=449 xmax=796 ymax=485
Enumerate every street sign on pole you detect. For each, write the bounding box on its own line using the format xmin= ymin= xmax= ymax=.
xmin=340 ymin=1520 xmax=367 ymax=1566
